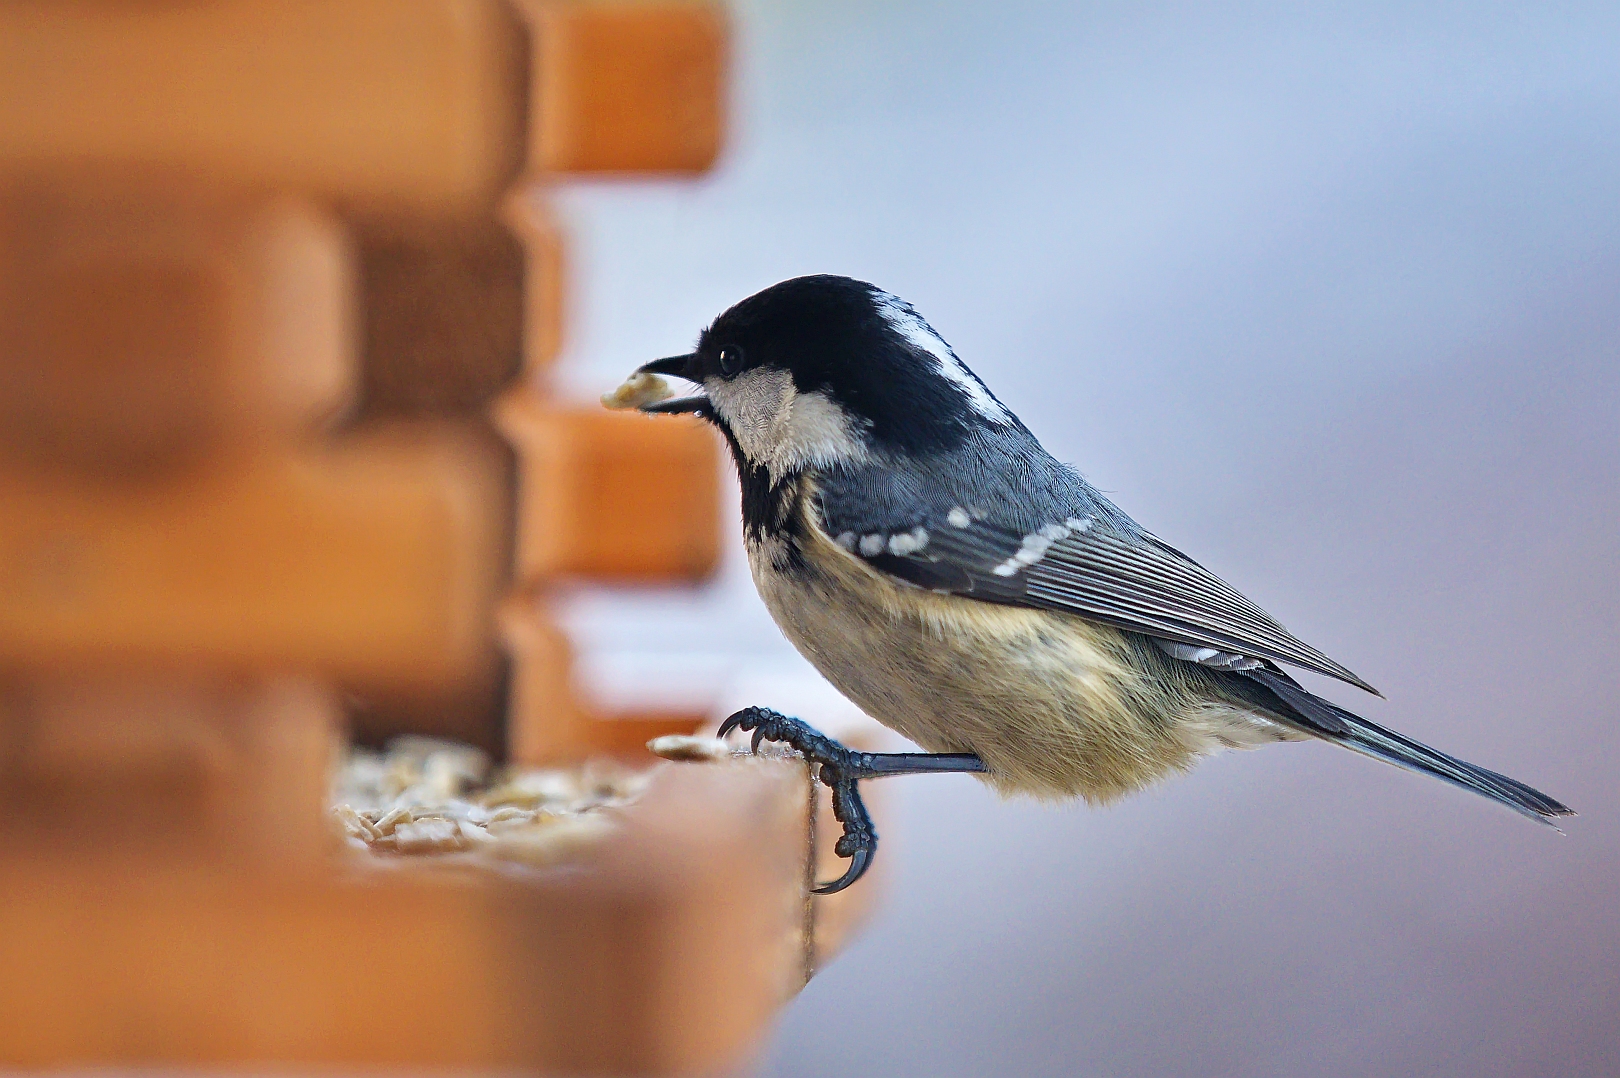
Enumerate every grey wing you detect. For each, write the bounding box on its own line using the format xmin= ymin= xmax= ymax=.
xmin=828 ymin=507 xmax=1380 ymax=697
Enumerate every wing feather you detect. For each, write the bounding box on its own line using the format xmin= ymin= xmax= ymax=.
xmin=836 ymin=509 xmax=1380 ymax=696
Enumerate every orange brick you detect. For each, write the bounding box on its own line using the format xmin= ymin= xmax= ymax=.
xmin=524 ymin=1 xmax=728 ymax=173
xmin=0 ymin=1 xmax=528 ymax=213
xmin=0 ymin=176 xmax=353 ymax=469
xmin=0 ymin=674 xmax=339 ymax=867
xmin=495 ymin=388 xmax=721 ymax=583
xmin=500 ymin=599 xmax=703 ymax=767
xmin=356 ymin=214 xmax=525 ymax=416
xmin=344 ymin=420 xmax=513 ymax=749
xmin=0 ymin=425 xmax=506 ymax=693
xmin=347 ymin=653 xmax=511 ymax=757
xmin=0 ymin=761 xmax=806 ymax=1072
xmin=352 ymin=198 xmax=564 ymax=417
xmin=507 ymin=195 xmax=567 ymax=372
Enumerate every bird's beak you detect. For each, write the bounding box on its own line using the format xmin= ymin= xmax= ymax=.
xmin=636 ymin=353 xmax=696 ymax=379
xmin=634 ymin=353 xmax=710 ymax=416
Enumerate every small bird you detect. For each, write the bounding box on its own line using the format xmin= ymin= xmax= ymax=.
xmin=613 ymin=274 xmax=1572 ymax=893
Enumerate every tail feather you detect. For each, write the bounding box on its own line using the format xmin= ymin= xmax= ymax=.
xmin=1244 ymin=668 xmax=1574 ymax=826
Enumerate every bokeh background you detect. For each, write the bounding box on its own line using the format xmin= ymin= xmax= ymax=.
xmin=548 ymin=3 xmax=1620 ymax=1076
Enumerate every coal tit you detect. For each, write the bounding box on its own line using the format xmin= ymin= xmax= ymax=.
xmin=616 ymin=274 xmax=1573 ymax=893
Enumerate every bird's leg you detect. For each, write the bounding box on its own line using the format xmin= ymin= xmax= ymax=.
xmin=717 ymin=706 xmax=987 ymax=894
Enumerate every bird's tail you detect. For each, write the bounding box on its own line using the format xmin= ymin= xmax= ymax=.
xmin=1245 ymin=668 xmax=1574 ymax=826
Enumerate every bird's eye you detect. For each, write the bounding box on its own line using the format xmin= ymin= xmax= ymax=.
xmin=718 ymin=346 xmax=743 ymax=377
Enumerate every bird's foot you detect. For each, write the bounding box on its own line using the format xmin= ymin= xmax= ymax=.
xmin=717 ymin=706 xmax=877 ymax=895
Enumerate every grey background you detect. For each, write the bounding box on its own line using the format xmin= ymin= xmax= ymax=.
xmin=547 ymin=3 xmax=1620 ymax=1075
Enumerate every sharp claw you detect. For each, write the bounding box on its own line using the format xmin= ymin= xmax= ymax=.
xmin=812 ymin=844 xmax=873 ymax=895
xmin=719 ymin=707 xmax=882 ymax=894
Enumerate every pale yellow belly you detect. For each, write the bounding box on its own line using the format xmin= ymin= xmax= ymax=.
xmin=748 ymin=527 xmax=1294 ymax=802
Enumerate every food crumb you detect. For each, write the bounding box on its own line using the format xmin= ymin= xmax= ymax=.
xmin=647 ymin=734 xmax=732 ymax=763
xmin=600 ymin=371 xmax=675 ymax=411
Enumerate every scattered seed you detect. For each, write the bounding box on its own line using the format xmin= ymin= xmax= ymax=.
xmin=373 ymin=806 xmax=412 ymax=836
xmin=647 ymin=735 xmax=732 ymax=762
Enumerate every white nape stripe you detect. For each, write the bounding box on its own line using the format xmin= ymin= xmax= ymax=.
xmin=873 ymin=292 xmax=1012 ymax=423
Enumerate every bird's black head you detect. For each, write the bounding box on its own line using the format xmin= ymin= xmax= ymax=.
xmin=634 ymin=275 xmax=1018 ymax=479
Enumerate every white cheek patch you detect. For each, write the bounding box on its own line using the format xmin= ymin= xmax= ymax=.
xmin=706 ymin=367 xmax=791 ymax=463
xmin=873 ymin=292 xmax=1012 ymax=424
xmin=786 ymin=389 xmax=871 ymax=471
xmin=706 ymin=368 xmax=870 ymax=480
